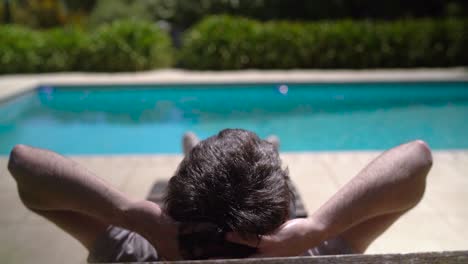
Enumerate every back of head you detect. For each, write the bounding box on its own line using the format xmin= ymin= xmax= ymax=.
xmin=164 ymin=129 xmax=291 ymax=258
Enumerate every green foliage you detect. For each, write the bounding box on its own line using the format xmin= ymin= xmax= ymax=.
xmin=62 ymin=0 xmax=97 ymax=13
xmin=1 ymin=0 xmax=68 ymax=28
xmin=40 ymin=28 xmax=89 ymax=72
xmin=3 ymin=0 xmax=467 ymax=30
xmin=81 ymin=19 xmax=173 ymax=71
xmin=87 ymin=0 xmax=181 ymax=27
xmin=180 ymin=16 xmax=468 ymax=70
xmin=166 ymin=0 xmax=269 ymax=29
xmin=0 ymin=25 xmax=44 ymax=73
xmin=0 ymin=20 xmax=173 ymax=74
xmin=149 ymin=0 xmax=468 ymax=29
xmin=87 ymin=0 xmax=153 ymax=26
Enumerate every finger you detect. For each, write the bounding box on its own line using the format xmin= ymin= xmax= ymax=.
xmin=225 ymin=232 xmax=261 ymax=248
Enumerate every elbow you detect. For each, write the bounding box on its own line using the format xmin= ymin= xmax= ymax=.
xmin=404 ymin=140 xmax=433 ymax=208
xmin=410 ymin=140 xmax=433 ymax=170
xmin=8 ymin=144 xmax=30 ymax=179
xmin=8 ymin=145 xmax=37 ymax=209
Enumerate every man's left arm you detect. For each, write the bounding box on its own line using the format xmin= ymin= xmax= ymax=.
xmin=227 ymin=140 xmax=432 ymax=256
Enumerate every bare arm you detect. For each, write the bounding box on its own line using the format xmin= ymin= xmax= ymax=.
xmin=8 ymin=144 xmax=134 ymax=224
xmin=227 ymin=140 xmax=432 ymax=256
xmin=307 ymin=140 xmax=432 ymax=240
xmin=8 ymin=144 xmax=180 ymax=259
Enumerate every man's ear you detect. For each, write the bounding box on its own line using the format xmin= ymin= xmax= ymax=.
xmin=183 ymin=131 xmax=200 ymax=155
xmin=265 ymin=135 xmax=280 ymax=151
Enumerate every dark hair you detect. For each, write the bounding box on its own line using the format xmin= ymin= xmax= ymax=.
xmin=164 ymin=129 xmax=291 ymax=258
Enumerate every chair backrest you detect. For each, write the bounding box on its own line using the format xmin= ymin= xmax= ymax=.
xmin=168 ymin=251 xmax=468 ymax=264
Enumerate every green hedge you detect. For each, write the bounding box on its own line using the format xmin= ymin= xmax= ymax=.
xmin=41 ymin=28 xmax=89 ymax=72
xmin=2 ymin=16 xmax=467 ymax=73
xmin=0 ymin=25 xmax=44 ymax=73
xmin=0 ymin=20 xmax=173 ymax=73
xmin=180 ymin=16 xmax=468 ymax=69
xmin=81 ymin=20 xmax=173 ymax=71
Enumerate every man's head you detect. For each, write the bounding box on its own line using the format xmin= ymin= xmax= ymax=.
xmin=165 ymin=129 xmax=291 ymax=238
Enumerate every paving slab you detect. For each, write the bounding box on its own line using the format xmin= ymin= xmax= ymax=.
xmin=6 ymin=222 xmax=87 ymax=264
xmin=0 ymin=190 xmax=29 ymax=225
xmin=0 ymin=225 xmax=21 ymax=263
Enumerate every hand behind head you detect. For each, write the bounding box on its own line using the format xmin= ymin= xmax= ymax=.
xmin=178 ymin=222 xmax=257 ymax=259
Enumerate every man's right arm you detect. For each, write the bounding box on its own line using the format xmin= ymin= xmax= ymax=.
xmin=9 ymin=144 xmax=133 ymax=224
xmin=8 ymin=144 xmax=181 ymax=260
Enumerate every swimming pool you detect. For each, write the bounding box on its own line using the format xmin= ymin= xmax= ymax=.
xmin=0 ymin=82 xmax=467 ymax=154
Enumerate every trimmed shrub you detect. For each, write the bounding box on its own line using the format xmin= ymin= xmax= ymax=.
xmin=81 ymin=19 xmax=173 ymax=71
xmin=0 ymin=20 xmax=173 ymax=73
xmin=180 ymin=16 xmax=468 ymax=69
xmin=40 ymin=28 xmax=89 ymax=72
xmin=0 ymin=25 xmax=45 ymax=73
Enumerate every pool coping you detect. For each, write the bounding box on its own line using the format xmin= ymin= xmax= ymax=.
xmin=1 ymin=68 xmax=467 ymax=102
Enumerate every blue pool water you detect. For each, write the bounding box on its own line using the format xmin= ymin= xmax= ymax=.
xmin=0 ymin=82 xmax=467 ymax=154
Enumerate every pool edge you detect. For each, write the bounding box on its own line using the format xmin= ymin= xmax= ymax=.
xmin=1 ymin=68 xmax=467 ymax=101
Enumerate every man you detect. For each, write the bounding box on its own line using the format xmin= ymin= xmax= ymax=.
xmin=7 ymin=129 xmax=432 ymax=261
